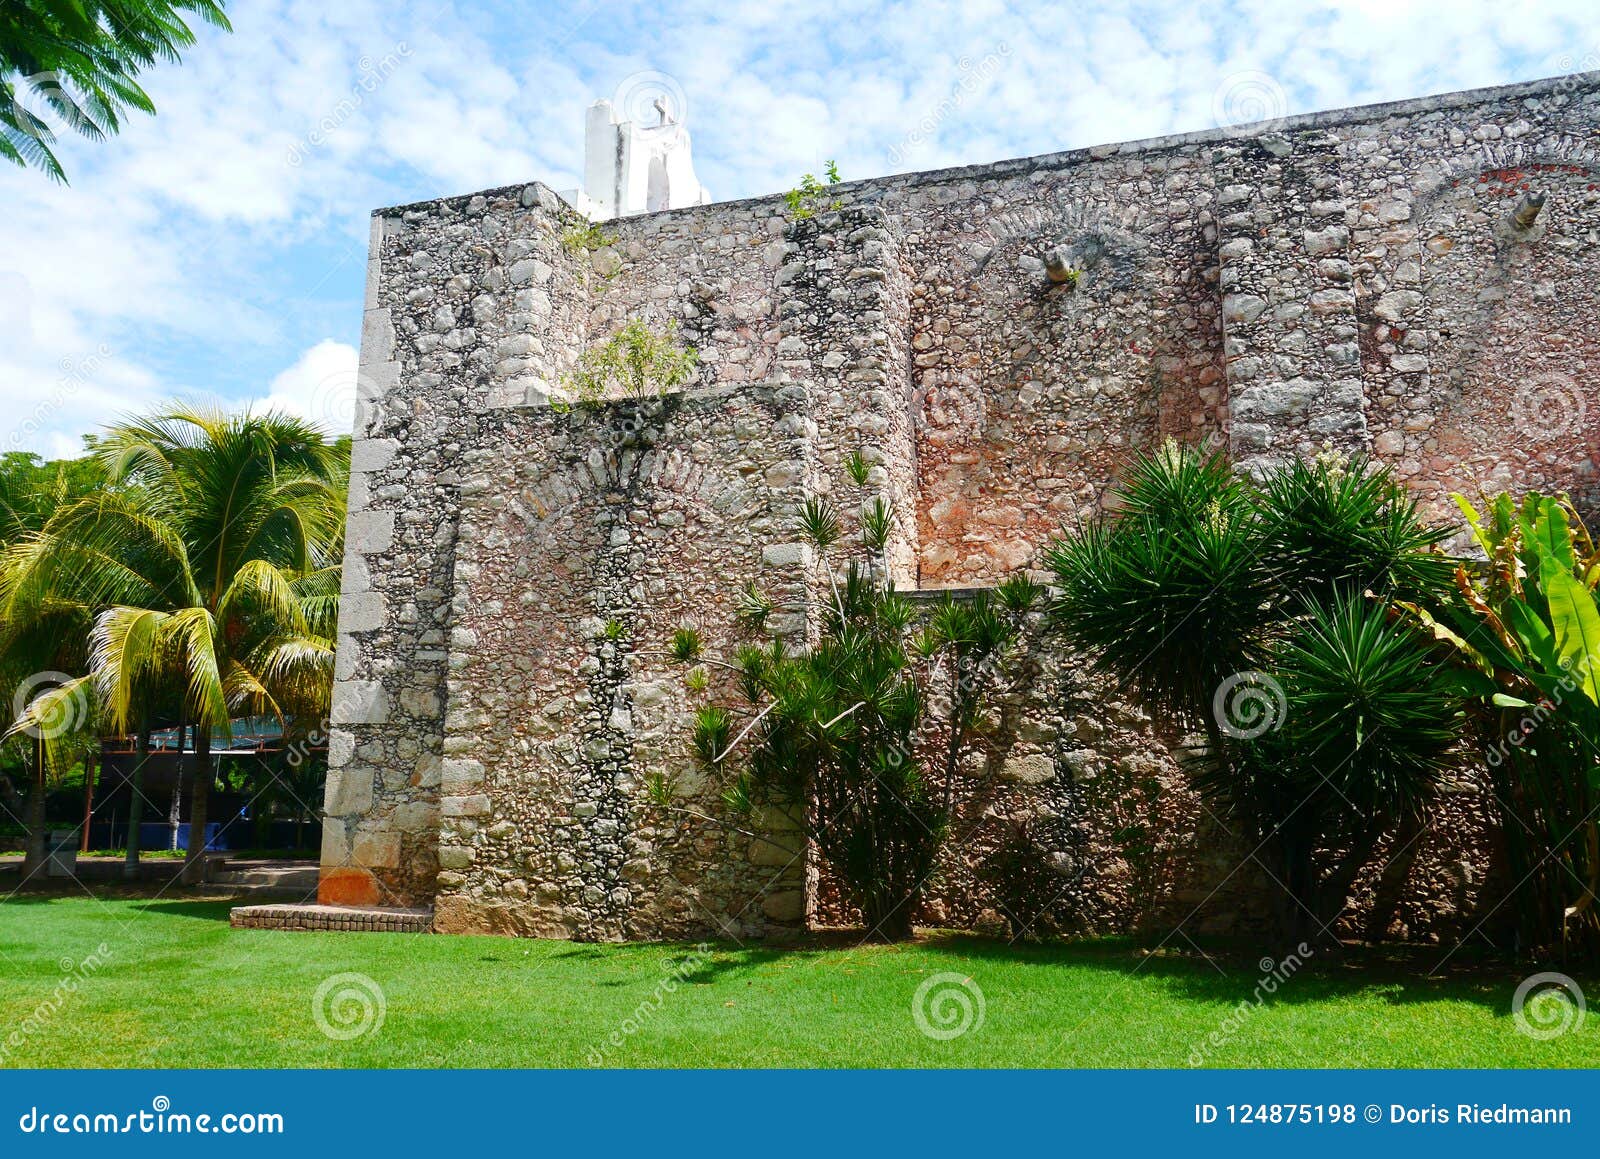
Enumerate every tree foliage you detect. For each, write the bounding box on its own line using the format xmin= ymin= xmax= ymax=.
xmin=558 ymin=320 xmax=698 ymax=407
xmin=0 ymin=403 xmax=344 ymax=879
xmin=0 ymin=0 xmax=231 ymax=182
xmin=661 ymin=458 xmax=1039 ymax=940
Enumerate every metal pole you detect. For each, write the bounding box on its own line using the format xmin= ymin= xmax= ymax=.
xmin=79 ymin=744 xmax=98 ymax=854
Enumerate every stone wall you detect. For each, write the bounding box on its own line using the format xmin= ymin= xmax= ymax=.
xmin=431 ymin=385 xmax=812 ymax=940
xmin=324 ymin=70 xmax=1600 ymax=943
xmin=322 ymin=183 xmax=589 ymax=908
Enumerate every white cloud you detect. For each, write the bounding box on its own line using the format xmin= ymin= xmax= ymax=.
xmin=261 ymin=339 xmax=361 ymax=437
xmin=5 ymin=0 xmax=1600 ymax=460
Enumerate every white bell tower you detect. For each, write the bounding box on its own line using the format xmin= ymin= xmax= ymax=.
xmin=560 ymin=94 xmax=711 ymax=220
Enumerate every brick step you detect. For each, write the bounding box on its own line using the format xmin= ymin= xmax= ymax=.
xmin=229 ymin=903 xmax=433 ymax=933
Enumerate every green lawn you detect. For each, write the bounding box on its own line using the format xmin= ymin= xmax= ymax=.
xmin=1 ymin=889 xmax=1596 ymax=1068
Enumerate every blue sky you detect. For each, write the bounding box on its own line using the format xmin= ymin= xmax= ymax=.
xmin=3 ymin=0 xmax=1598 ymax=459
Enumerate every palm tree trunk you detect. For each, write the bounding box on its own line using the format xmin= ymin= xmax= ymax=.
xmin=122 ymin=721 xmax=151 ymax=880
xmin=20 ymin=736 xmax=46 ymax=881
xmin=180 ymin=726 xmax=212 ymax=885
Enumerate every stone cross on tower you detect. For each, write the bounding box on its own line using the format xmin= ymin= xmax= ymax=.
xmin=560 ymin=94 xmax=709 ymax=220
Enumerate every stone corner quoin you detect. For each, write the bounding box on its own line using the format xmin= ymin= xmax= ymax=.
xmin=317 ymin=70 xmax=1600 ymax=942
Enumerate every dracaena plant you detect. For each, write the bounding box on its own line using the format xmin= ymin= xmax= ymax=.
xmin=1417 ymin=491 xmax=1600 ymax=960
xmin=1045 ymin=441 xmax=1465 ymax=943
xmin=652 ymin=450 xmax=1040 ymax=941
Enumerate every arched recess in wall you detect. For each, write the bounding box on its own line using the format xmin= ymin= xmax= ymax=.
xmin=908 ymin=178 xmax=1223 ymax=587
xmin=430 ymin=395 xmax=799 ymax=940
xmin=1365 ymin=145 xmax=1600 ymax=526
xmin=646 ymin=155 xmax=670 ymax=213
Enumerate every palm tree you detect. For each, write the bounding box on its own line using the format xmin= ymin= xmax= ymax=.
xmin=1 ymin=0 xmax=231 ymax=182
xmin=0 ymin=455 xmax=98 ymax=876
xmin=1 ymin=404 xmax=343 ymax=883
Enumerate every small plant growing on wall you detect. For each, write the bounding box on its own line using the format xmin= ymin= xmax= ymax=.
xmin=784 ymin=160 xmax=843 ymax=220
xmin=652 ymin=451 xmax=1040 ymax=940
xmin=559 ymin=218 xmax=619 ymax=255
xmin=556 ymin=320 xmax=699 ymax=409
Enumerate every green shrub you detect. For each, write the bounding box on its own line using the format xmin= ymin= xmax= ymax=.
xmin=1045 ymin=441 xmax=1464 ymax=941
xmin=557 ymin=320 xmax=698 ymax=409
xmin=659 ymin=461 xmax=1038 ymax=940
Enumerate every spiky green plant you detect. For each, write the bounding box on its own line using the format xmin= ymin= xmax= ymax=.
xmin=1199 ymin=594 xmax=1465 ymax=934
xmin=666 ymin=463 xmax=1037 ymax=940
xmin=1044 ymin=442 xmax=1275 ymax=725
xmin=1260 ymin=454 xmax=1455 ymax=603
xmin=1046 ymin=440 xmax=1464 ymax=941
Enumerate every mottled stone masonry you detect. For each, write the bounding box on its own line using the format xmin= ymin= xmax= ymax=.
xmin=1220 ymin=132 xmax=1368 ymax=471
xmin=432 ymin=385 xmax=811 ymax=940
xmin=322 ymin=71 xmax=1600 ymax=942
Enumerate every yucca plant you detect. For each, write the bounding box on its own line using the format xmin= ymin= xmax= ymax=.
xmin=1260 ymin=454 xmax=1456 ymax=603
xmin=0 ymin=404 xmax=344 ymax=882
xmin=658 ymin=457 xmax=1038 ymax=940
xmin=1047 ymin=441 xmax=1464 ymax=942
xmin=1206 ymin=595 xmax=1465 ymax=935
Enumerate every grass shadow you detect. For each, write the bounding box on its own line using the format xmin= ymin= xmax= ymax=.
xmin=130 ymin=898 xmax=241 ymax=922
xmin=907 ymin=930 xmax=1596 ymax=1018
